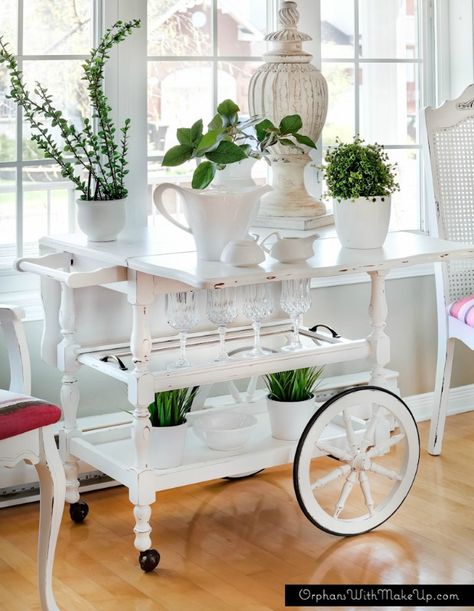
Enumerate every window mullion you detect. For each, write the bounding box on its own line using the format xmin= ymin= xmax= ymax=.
xmin=354 ymin=0 xmax=360 ymax=136
xmin=16 ymin=0 xmax=24 ymax=259
xmin=212 ymin=0 xmax=218 ymax=114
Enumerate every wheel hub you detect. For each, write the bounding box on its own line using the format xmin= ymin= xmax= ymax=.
xmin=351 ymin=451 xmax=371 ymax=471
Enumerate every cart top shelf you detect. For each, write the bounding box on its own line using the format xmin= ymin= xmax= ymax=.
xmin=40 ymin=225 xmax=474 ymax=289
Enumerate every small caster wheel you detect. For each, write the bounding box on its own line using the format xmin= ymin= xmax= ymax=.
xmin=69 ymin=501 xmax=89 ymax=524
xmin=139 ymin=549 xmax=160 ymax=572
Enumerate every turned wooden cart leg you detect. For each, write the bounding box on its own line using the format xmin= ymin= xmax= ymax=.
xmin=128 ymin=272 xmax=158 ymax=571
xmin=57 ymin=282 xmax=87 ymax=523
xmin=367 ymin=271 xmax=393 ymax=445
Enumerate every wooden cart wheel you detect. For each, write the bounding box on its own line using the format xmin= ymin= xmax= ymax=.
xmin=293 ymin=386 xmax=419 ymax=536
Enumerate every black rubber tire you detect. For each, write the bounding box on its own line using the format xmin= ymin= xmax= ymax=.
xmin=293 ymin=385 xmax=420 ymax=536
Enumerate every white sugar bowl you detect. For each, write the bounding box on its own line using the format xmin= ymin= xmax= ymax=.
xmin=220 ymin=236 xmax=266 ymax=267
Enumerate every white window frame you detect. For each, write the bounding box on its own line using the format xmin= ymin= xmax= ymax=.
xmin=0 ymin=0 xmax=447 ymax=310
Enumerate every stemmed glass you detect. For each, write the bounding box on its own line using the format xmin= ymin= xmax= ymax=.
xmin=280 ymin=278 xmax=312 ymax=351
xmin=206 ymin=288 xmax=238 ymax=361
xmin=241 ymin=284 xmax=274 ymax=357
xmin=166 ymin=291 xmax=200 ymax=368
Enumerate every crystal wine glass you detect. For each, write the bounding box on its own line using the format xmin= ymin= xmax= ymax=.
xmin=166 ymin=291 xmax=201 ymax=368
xmin=280 ymin=278 xmax=312 ymax=351
xmin=241 ymin=284 xmax=274 ymax=357
xmin=206 ymin=288 xmax=238 ymax=361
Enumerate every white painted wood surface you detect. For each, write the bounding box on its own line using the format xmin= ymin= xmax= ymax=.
xmin=424 ymin=83 xmax=474 ymax=454
xmin=0 ymin=306 xmax=65 ymax=611
xmin=22 ymin=228 xmax=474 ymax=562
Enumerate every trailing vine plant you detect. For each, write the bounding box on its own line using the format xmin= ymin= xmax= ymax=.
xmin=0 ymin=19 xmax=141 ymax=201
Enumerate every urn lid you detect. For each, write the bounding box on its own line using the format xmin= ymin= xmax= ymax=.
xmin=264 ymin=1 xmax=312 ymax=62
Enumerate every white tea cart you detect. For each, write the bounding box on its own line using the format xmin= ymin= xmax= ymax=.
xmin=16 ymin=228 xmax=474 ymax=572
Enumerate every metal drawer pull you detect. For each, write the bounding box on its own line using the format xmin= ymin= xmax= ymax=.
xmin=99 ymin=355 xmax=128 ymax=370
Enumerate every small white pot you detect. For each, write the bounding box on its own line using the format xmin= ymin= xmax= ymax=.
xmin=76 ymin=198 xmax=126 ymax=242
xmin=266 ymin=395 xmax=316 ymax=441
xmin=333 ymin=196 xmax=391 ymax=249
xmin=148 ymin=421 xmax=188 ymax=469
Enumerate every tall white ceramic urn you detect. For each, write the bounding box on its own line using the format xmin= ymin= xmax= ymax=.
xmin=249 ymin=1 xmax=328 ymax=219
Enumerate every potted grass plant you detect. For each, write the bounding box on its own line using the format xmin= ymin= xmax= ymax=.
xmin=322 ymin=137 xmax=400 ymax=249
xmin=264 ymin=367 xmax=323 ymax=441
xmin=0 ymin=19 xmax=141 ymax=242
xmin=148 ymin=386 xmax=199 ymax=469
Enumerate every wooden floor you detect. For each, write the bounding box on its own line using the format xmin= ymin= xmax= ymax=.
xmin=0 ymin=413 xmax=473 ymax=611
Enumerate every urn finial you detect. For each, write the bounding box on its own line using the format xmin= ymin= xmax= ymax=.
xmin=265 ymin=1 xmax=312 ymax=51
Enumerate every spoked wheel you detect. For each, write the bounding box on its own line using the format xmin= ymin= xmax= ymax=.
xmin=293 ymin=386 xmax=419 ymax=536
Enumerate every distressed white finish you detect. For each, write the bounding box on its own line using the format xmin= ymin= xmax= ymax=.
xmin=17 ymin=229 xmax=474 ymax=564
xmin=0 ymin=306 xmax=65 ymax=611
xmin=294 ymin=388 xmax=419 ymax=535
xmin=424 ymin=84 xmax=474 ymax=455
xmin=249 ymin=1 xmax=328 ymax=218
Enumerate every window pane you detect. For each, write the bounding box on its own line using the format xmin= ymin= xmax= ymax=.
xmin=388 ymin=149 xmax=419 ymax=230
xmin=148 ymin=0 xmax=212 ymax=56
xmin=1 ymin=0 xmax=18 ymax=53
xmin=23 ymin=165 xmax=75 ymax=249
xmin=23 ymin=0 xmax=92 ymax=55
xmin=22 ymin=60 xmax=89 ymax=159
xmin=321 ymin=0 xmax=354 ymax=59
xmin=359 ymin=62 xmax=418 ymax=145
xmin=217 ymin=1 xmax=266 ymax=56
xmin=148 ymin=61 xmax=213 ymax=156
xmin=322 ymin=62 xmax=355 ymax=146
xmin=0 ymin=168 xmax=16 ymax=263
xmin=0 ymin=66 xmax=16 ymax=162
xmin=217 ymin=61 xmax=261 ymax=115
xmin=359 ymin=0 xmax=418 ymax=59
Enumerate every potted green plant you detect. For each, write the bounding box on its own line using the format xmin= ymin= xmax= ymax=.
xmin=264 ymin=367 xmax=323 ymax=441
xmin=322 ymin=137 xmax=400 ymax=249
xmin=148 ymin=386 xmax=199 ymax=469
xmin=161 ymin=99 xmax=316 ymax=190
xmin=0 ymin=19 xmax=141 ymax=242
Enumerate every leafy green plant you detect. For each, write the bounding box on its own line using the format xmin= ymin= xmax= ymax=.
xmin=264 ymin=367 xmax=323 ymax=402
xmin=148 ymin=386 xmax=199 ymax=427
xmin=161 ymin=99 xmax=317 ymax=189
xmin=0 ymin=19 xmax=141 ymax=201
xmin=322 ymin=136 xmax=399 ymax=201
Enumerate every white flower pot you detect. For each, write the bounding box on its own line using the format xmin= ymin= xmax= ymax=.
xmin=148 ymin=421 xmax=188 ymax=469
xmin=76 ymin=198 xmax=126 ymax=242
xmin=333 ymin=196 xmax=391 ymax=249
xmin=266 ymin=395 xmax=316 ymax=441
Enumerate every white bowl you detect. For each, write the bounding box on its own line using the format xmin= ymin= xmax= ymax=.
xmin=192 ymin=411 xmax=257 ymax=451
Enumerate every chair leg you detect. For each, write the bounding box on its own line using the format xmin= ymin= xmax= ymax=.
xmin=428 ymin=337 xmax=455 ymax=456
xmin=35 ymin=426 xmax=65 ymax=611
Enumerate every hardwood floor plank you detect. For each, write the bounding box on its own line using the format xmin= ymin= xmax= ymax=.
xmin=0 ymin=414 xmax=472 ymax=611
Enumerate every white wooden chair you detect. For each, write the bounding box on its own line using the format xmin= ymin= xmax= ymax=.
xmin=424 ymin=84 xmax=474 ymax=455
xmin=0 ymin=305 xmax=65 ymax=610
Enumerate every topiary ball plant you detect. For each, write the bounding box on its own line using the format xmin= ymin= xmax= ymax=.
xmin=322 ymin=136 xmax=399 ymax=202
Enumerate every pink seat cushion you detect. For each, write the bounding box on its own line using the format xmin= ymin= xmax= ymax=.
xmin=0 ymin=390 xmax=61 ymax=441
xmin=449 ymin=295 xmax=474 ymax=327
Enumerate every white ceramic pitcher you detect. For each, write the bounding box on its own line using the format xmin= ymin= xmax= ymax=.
xmin=153 ymin=183 xmax=271 ymax=261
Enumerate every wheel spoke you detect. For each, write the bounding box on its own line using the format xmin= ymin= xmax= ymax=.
xmin=367 ymin=432 xmax=405 ymax=458
xmin=360 ymin=405 xmax=381 ymax=452
xmin=358 ymin=471 xmax=375 ymax=516
xmin=368 ymin=461 xmax=402 ymax=481
xmin=343 ymin=409 xmax=358 ymax=453
xmin=333 ymin=470 xmax=358 ymax=518
xmin=312 ymin=464 xmax=351 ymax=490
xmin=316 ymin=442 xmax=353 ymax=462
